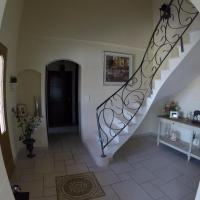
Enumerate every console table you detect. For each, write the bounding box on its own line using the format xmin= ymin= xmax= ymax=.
xmin=157 ymin=115 xmax=200 ymax=161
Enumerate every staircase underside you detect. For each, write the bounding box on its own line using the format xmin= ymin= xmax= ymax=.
xmin=154 ymin=38 xmax=200 ymax=104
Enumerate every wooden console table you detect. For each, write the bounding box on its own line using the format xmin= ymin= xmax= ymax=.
xmin=157 ymin=115 xmax=200 ymax=161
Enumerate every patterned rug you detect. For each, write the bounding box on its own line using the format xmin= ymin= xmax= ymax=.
xmin=56 ymin=172 xmax=105 ymax=200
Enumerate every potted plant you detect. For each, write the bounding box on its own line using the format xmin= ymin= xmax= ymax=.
xmin=163 ymin=101 xmax=180 ymax=117
xmin=12 ymin=107 xmax=42 ymax=158
xmin=10 ymin=76 xmax=17 ymax=83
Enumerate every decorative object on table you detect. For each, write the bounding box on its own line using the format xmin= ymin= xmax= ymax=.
xmin=56 ymin=172 xmax=105 ymax=200
xmin=193 ymin=110 xmax=200 ymax=124
xmin=103 ymin=51 xmax=133 ymax=85
xmin=163 ymin=101 xmax=180 ymax=116
xmin=170 ymin=111 xmax=179 ymax=119
xmin=12 ymin=105 xmax=42 ymax=158
xmin=165 ymin=123 xmax=171 ymax=138
xmin=185 ymin=111 xmax=193 ymax=121
xmin=170 ymin=129 xmax=177 ymax=142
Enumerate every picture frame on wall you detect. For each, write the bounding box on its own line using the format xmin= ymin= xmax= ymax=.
xmin=17 ymin=104 xmax=28 ymax=117
xmin=103 ymin=51 xmax=133 ymax=85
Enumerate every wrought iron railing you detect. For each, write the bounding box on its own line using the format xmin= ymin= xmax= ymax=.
xmin=96 ymin=0 xmax=199 ymax=157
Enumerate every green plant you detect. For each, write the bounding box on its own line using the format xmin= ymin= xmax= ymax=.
xmin=163 ymin=101 xmax=180 ymax=114
xmin=10 ymin=76 xmax=17 ymax=83
xmin=12 ymin=108 xmax=41 ymax=141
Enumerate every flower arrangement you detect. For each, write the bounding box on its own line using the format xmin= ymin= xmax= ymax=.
xmin=163 ymin=101 xmax=180 ymax=115
xmin=12 ymin=108 xmax=42 ymax=141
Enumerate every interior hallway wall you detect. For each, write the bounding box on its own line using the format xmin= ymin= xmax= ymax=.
xmin=17 ymin=0 xmax=153 ymax=145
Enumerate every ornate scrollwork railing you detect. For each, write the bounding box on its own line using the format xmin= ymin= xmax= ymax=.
xmin=96 ymin=0 xmax=199 ymax=157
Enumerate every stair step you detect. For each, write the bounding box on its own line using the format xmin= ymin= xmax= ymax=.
xmin=123 ymin=107 xmax=143 ymax=121
xmin=168 ymin=57 xmax=181 ymax=68
xmin=113 ymin=115 xmax=136 ymax=129
xmin=112 ymin=120 xmax=129 ymax=133
xmin=110 ymin=124 xmax=128 ymax=133
xmin=125 ymin=101 xmax=141 ymax=110
xmin=189 ymin=31 xmax=200 ymax=44
xmin=124 ymin=106 xmax=144 ymax=114
xmin=160 ymin=68 xmax=170 ymax=80
xmin=100 ymin=125 xmax=120 ymax=144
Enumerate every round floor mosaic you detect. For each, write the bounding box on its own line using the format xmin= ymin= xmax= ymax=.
xmin=56 ymin=172 xmax=105 ymax=200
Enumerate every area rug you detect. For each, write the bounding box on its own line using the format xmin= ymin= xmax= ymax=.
xmin=56 ymin=172 xmax=105 ymax=200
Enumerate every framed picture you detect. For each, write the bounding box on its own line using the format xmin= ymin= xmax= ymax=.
xmin=17 ymin=104 xmax=28 ymax=117
xmin=103 ymin=51 xmax=133 ymax=85
xmin=170 ymin=111 xmax=179 ymax=119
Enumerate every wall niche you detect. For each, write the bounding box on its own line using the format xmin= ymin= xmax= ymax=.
xmin=17 ymin=69 xmax=41 ymax=116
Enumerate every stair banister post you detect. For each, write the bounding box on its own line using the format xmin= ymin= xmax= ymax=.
xmin=96 ymin=111 xmax=106 ymax=157
xmin=180 ymin=36 xmax=184 ymax=53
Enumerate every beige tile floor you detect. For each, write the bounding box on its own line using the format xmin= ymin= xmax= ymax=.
xmin=10 ymin=133 xmax=200 ymax=200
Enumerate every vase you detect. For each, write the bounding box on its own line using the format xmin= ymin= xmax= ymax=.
xmin=23 ymin=138 xmax=36 ymax=158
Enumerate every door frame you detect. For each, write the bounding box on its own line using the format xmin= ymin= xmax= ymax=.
xmin=0 ymin=42 xmax=14 ymax=177
xmin=45 ymin=59 xmax=81 ymax=134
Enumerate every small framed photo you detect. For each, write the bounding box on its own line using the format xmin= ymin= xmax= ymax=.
xmin=170 ymin=111 xmax=179 ymax=119
xmin=103 ymin=51 xmax=133 ymax=85
xmin=17 ymin=104 xmax=28 ymax=117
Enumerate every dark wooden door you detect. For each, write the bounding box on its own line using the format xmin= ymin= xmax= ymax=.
xmin=48 ymin=71 xmax=73 ymax=127
xmin=0 ymin=43 xmax=14 ymax=178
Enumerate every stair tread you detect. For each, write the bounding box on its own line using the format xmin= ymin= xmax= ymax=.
xmin=112 ymin=128 xmax=127 ymax=135
xmin=107 ymin=134 xmax=130 ymax=147
xmin=115 ymin=115 xmax=137 ymax=125
xmin=124 ymin=107 xmax=140 ymax=114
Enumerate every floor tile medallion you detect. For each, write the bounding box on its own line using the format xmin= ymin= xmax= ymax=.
xmin=56 ymin=172 xmax=105 ymax=200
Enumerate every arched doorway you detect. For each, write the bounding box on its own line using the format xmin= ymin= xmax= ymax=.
xmin=46 ymin=60 xmax=79 ymax=135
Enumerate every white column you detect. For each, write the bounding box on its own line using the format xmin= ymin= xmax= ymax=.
xmin=195 ymin=182 xmax=200 ymax=200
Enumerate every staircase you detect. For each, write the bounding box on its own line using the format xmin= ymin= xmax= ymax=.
xmin=86 ymin=0 xmax=199 ymax=166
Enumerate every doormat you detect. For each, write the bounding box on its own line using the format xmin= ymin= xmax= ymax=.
xmin=56 ymin=172 xmax=105 ymax=200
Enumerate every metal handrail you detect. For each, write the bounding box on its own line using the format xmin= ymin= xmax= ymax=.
xmin=96 ymin=0 xmax=199 ymax=157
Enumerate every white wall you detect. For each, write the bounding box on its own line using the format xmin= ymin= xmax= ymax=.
xmin=19 ymin=0 xmax=153 ymax=50
xmin=17 ymin=37 xmax=145 ymax=143
xmin=17 ymin=0 xmax=153 ymax=145
xmin=171 ymin=75 xmax=200 ymax=118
